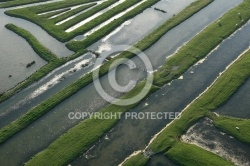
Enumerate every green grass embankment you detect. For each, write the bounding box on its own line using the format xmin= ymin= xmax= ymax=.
xmin=0 ymin=0 xmax=213 ymax=144
xmin=60 ymin=0 xmax=145 ymax=30
xmin=40 ymin=8 xmax=72 ymax=19
xmin=166 ymin=142 xmax=234 ymax=166
xmin=49 ymin=3 xmax=97 ymax=22
xmin=212 ymin=115 xmax=250 ymax=145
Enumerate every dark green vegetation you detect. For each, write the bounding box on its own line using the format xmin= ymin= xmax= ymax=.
xmin=0 ymin=0 xmax=212 ymax=146
xmin=40 ymin=8 xmax=72 ymax=19
xmin=25 ymin=82 xmax=159 ymax=166
xmin=212 ymin=115 xmax=250 ymax=145
xmin=0 ymin=0 xmax=51 ymax=8
xmin=50 ymin=3 xmax=97 ymax=22
xmin=166 ymin=142 xmax=234 ymax=166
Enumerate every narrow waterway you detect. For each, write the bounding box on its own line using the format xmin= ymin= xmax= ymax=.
xmin=181 ymin=118 xmax=250 ymax=166
xmin=0 ymin=0 xmax=244 ymax=165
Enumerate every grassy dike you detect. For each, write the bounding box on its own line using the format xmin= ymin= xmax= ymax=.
xmin=0 ymin=0 xmax=51 ymax=8
xmin=40 ymin=8 xmax=72 ymax=19
xmin=0 ymin=0 xmax=213 ymax=143
xmin=212 ymin=115 xmax=250 ymax=145
xmin=122 ymin=41 xmax=250 ymax=166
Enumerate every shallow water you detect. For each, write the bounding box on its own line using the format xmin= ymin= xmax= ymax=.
xmin=181 ymin=118 xmax=250 ymax=166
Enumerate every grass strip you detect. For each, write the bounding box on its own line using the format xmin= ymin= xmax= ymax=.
xmin=122 ymin=153 xmax=149 ymax=166
xmin=61 ymin=0 xmax=144 ymax=31
xmin=40 ymin=8 xmax=71 ymax=19
xmin=0 ymin=0 xmax=51 ymax=8
xmin=24 ymin=82 xmax=159 ymax=166
xmin=51 ymin=3 xmax=97 ymax=23
xmin=0 ymin=0 xmax=212 ymax=140
xmin=5 ymin=0 xmax=117 ymax=42
xmin=57 ymin=0 xmax=117 ymax=30
xmin=5 ymin=23 xmax=58 ymax=62
xmin=166 ymin=142 xmax=233 ymax=166
xmin=212 ymin=115 xmax=250 ymax=145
